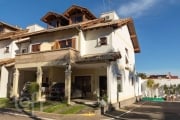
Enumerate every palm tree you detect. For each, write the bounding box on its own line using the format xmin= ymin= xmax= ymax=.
xmin=146 ymin=79 xmax=155 ymax=97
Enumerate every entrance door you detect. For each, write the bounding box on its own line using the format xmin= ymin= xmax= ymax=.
xmin=99 ymin=76 xmax=107 ymax=97
xmin=74 ymin=76 xmax=91 ymax=98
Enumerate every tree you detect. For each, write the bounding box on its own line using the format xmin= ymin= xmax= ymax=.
xmin=176 ymin=84 xmax=180 ymax=94
xmin=163 ymin=84 xmax=169 ymax=94
xmin=138 ymin=73 xmax=147 ymax=79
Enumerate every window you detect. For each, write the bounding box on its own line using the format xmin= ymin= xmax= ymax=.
xmin=98 ymin=37 xmax=107 ymax=46
xmin=59 ymin=38 xmax=76 ymax=49
xmin=31 ymin=44 xmax=40 ymax=52
xmin=21 ymin=48 xmax=27 ymax=53
xmin=4 ymin=46 xmax=9 ymax=53
xmin=71 ymin=15 xmax=83 ymax=24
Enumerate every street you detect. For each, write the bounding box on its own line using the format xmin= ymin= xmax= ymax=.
xmin=105 ymin=101 xmax=180 ymax=120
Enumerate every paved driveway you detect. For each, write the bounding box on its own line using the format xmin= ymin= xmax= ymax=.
xmin=104 ymin=101 xmax=180 ymax=120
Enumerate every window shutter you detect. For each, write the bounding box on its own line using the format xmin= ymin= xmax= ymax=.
xmin=32 ymin=44 xmax=40 ymax=52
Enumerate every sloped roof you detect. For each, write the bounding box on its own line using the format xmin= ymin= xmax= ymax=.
xmin=41 ymin=12 xmax=69 ymax=23
xmin=0 ymin=58 xmax=15 ymax=66
xmin=0 ymin=21 xmax=21 ymax=31
xmin=2 ymin=18 xmax=140 ymax=53
xmin=0 ymin=29 xmax=28 ymax=41
xmin=63 ymin=5 xmax=96 ymax=19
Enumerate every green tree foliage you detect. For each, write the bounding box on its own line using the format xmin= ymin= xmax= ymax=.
xmin=138 ymin=73 xmax=147 ymax=79
xmin=147 ymin=79 xmax=154 ymax=88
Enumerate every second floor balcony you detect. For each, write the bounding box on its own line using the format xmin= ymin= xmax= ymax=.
xmin=15 ymin=48 xmax=79 ymax=66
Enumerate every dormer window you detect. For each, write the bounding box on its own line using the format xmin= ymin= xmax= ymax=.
xmin=71 ymin=15 xmax=83 ymax=24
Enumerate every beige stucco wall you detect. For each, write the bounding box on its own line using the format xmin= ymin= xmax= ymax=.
xmin=18 ymin=28 xmax=79 ymax=53
xmin=48 ymin=67 xmax=65 ymax=84
xmin=82 ymin=27 xmax=113 ymax=56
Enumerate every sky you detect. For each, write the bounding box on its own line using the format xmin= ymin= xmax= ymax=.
xmin=0 ymin=0 xmax=180 ymax=76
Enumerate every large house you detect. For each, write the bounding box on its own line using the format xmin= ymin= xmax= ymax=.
xmin=1 ymin=5 xmax=141 ymax=108
xmin=0 ymin=22 xmax=44 ymax=98
xmin=0 ymin=21 xmax=23 ymax=98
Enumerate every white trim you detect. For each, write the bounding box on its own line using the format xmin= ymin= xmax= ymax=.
xmin=57 ymin=37 xmax=76 ymax=42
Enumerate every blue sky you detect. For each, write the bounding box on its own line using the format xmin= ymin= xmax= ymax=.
xmin=1 ymin=0 xmax=180 ymax=76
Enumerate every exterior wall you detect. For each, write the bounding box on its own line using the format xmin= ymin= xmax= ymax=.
xmin=107 ymin=62 xmax=118 ymax=103
xmin=18 ymin=29 xmax=79 ymax=53
xmin=49 ymin=67 xmax=65 ymax=84
xmin=0 ymin=66 xmax=9 ymax=98
xmin=100 ymin=11 xmax=119 ymax=20
xmin=0 ymin=40 xmax=12 ymax=59
xmin=0 ymin=40 xmax=17 ymax=59
xmin=82 ymin=27 xmax=113 ymax=56
xmin=111 ymin=25 xmax=137 ymax=102
xmin=112 ymin=25 xmax=135 ymax=69
xmin=26 ymin=24 xmax=44 ymax=33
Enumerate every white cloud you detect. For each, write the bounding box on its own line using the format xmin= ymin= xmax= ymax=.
xmin=117 ymin=0 xmax=160 ymax=18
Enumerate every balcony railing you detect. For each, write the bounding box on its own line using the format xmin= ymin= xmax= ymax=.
xmin=15 ymin=48 xmax=79 ymax=65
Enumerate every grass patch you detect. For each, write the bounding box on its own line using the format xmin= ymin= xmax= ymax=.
xmin=0 ymin=99 xmax=95 ymax=114
xmin=60 ymin=104 xmax=85 ymax=114
xmin=0 ymin=98 xmax=9 ymax=108
xmin=43 ymin=103 xmax=67 ymax=113
xmin=0 ymin=98 xmax=14 ymax=108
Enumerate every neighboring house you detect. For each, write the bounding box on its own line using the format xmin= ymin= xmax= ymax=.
xmin=11 ymin=5 xmax=140 ymax=108
xmin=0 ymin=22 xmax=21 ymax=98
xmin=0 ymin=22 xmax=44 ymax=98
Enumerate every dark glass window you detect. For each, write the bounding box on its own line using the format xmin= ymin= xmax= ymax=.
xmin=59 ymin=38 xmax=75 ymax=49
xmin=99 ymin=37 xmax=107 ymax=45
xmin=31 ymin=44 xmax=40 ymax=52
xmin=72 ymin=15 xmax=83 ymax=23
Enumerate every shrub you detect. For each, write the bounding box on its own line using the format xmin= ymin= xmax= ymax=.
xmin=27 ymin=82 xmax=39 ymax=94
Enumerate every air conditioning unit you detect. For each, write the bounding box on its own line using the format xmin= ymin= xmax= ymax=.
xmin=104 ymin=15 xmax=114 ymax=22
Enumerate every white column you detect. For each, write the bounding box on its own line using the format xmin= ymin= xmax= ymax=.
xmin=65 ymin=64 xmax=72 ymax=105
xmin=12 ymin=68 xmax=19 ymax=98
xmin=107 ymin=62 xmax=111 ymax=103
xmin=107 ymin=62 xmax=118 ymax=104
xmin=36 ymin=66 xmax=43 ymax=101
xmin=0 ymin=66 xmax=9 ymax=98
